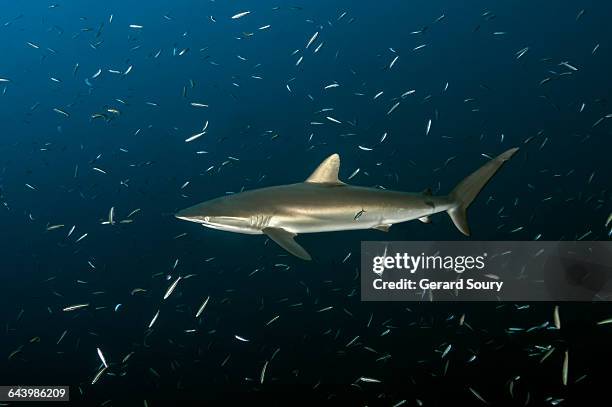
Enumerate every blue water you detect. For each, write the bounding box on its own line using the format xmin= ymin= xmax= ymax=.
xmin=1 ymin=1 xmax=611 ymax=404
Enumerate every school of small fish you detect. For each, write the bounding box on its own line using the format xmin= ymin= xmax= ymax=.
xmin=0 ymin=2 xmax=610 ymax=405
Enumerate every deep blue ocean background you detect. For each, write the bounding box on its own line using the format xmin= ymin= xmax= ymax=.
xmin=1 ymin=1 xmax=611 ymax=404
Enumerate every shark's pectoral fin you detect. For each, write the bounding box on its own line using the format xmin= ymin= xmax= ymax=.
xmin=372 ymin=224 xmax=391 ymax=232
xmin=263 ymin=227 xmax=312 ymax=261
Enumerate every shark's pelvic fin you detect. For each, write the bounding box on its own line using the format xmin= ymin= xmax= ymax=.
xmin=447 ymin=147 xmax=519 ymax=236
xmin=263 ymin=227 xmax=312 ymax=260
xmin=305 ymin=153 xmax=344 ymax=185
xmin=418 ymin=216 xmax=432 ymax=224
xmin=372 ymin=224 xmax=391 ymax=232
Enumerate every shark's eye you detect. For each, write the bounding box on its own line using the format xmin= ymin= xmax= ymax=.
xmin=204 ymin=216 xmax=210 ymax=222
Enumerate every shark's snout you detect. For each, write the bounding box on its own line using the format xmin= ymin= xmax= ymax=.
xmin=175 ymin=207 xmax=201 ymax=222
xmin=175 ymin=205 xmax=214 ymax=225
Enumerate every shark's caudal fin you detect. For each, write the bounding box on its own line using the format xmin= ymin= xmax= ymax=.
xmin=447 ymin=147 xmax=519 ymax=236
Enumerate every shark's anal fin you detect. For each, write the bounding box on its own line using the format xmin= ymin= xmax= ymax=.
xmin=263 ymin=227 xmax=312 ymax=261
xmin=372 ymin=224 xmax=391 ymax=232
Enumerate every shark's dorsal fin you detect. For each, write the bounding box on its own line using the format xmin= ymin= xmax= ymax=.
xmin=305 ymin=153 xmax=344 ymax=184
xmin=263 ymin=227 xmax=312 ymax=260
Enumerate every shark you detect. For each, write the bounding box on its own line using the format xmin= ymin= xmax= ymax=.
xmin=176 ymin=147 xmax=519 ymax=260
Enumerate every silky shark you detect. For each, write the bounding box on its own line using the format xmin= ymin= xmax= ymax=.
xmin=176 ymin=148 xmax=519 ymax=260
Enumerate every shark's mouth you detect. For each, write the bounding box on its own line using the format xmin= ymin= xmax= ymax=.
xmin=176 ymin=215 xmax=261 ymax=234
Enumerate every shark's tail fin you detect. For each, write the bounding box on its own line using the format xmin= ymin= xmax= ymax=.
xmin=447 ymin=147 xmax=519 ymax=236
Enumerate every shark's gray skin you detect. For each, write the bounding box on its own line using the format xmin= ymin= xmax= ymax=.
xmin=176 ymin=148 xmax=519 ymax=260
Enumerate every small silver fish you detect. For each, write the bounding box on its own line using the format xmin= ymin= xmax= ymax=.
xmin=354 ymin=209 xmax=366 ymax=220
